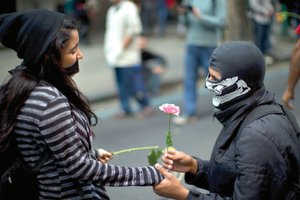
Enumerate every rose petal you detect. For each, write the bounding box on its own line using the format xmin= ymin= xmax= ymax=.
xmin=159 ymin=103 xmax=180 ymax=116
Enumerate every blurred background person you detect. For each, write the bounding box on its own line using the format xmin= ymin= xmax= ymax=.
xmin=139 ymin=36 xmax=168 ymax=97
xmin=74 ymin=0 xmax=98 ymax=44
xmin=156 ymin=0 xmax=169 ymax=37
xmin=56 ymin=0 xmax=99 ymax=45
xmin=140 ymin=0 xmax=156 ymax=36
xmin=248 ymin=0 xmax=275 ymax=65
xmin=103 ymin=0 xmax=154 ymax=119
xmin=282 ymin=24 xmax=300 ymax=109
xmin=172 ymin=0 xmax=227 ymax=126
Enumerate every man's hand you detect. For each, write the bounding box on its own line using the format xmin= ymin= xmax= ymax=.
xmin=282 ymin=89 xmax=295 ymax=109
xmin=153 ymin=164 xmax=189 ymax=200
xmin=162 ymin=149 xmax=198 ymax=175
xmin=282 ymin=38 xmax=300 ymax=109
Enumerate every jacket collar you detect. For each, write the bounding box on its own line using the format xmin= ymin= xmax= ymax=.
xmin=214 ymin=87 xmax=275 ymax=127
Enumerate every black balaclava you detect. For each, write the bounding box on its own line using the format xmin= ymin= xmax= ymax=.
xmin=205 ymin=41 xmax=266 ymax=109
xmin=0 ymin=9 xmax=65 ymax=68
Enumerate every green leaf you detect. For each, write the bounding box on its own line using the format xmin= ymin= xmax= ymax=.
xmin=147 ymin=149 xmax=163 ymax=165
xmin=166 ymin=131 xmax=173 ymax=148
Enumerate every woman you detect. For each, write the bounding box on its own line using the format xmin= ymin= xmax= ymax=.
xmin=0 ymin=9 xmax=163 ymax=199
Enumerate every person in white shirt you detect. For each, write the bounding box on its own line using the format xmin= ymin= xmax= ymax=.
xmin=248 ymin=0 xmax=274 ymax=56
xmin=103 ymin=0 xmax=153 ymax=118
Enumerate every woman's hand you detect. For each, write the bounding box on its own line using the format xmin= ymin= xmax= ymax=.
xmin=162 ymin=149 xmax=198 ymax=175
xmin=153 ymin=164 xmax=189 ymax=200
xmin=96 ymin=148 xmax=113 ymax=163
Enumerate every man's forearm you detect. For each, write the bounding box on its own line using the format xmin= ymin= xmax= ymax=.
xmin=287 ymin=39 xmax=300 ymax=91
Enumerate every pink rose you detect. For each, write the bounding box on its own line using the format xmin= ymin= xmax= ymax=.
xmin=159 ymin=103 xmax=180 ymax=116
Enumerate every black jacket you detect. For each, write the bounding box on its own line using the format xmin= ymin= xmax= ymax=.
xmin=186 ymin=87 xmax=300 ymax=199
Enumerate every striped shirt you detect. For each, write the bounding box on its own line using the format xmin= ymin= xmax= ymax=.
xmin=14 ymin=82 xmax=163 ymax=199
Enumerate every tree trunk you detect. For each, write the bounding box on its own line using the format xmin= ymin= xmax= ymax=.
xmin=227 ymin=0 xmax=253 ymax=41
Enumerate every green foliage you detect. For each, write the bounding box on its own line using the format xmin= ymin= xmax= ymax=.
xmin=147 ymin=148 xmax=163 ymax=166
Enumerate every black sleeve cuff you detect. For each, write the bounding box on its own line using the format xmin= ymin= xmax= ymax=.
xmin=187 ymin=189 xmax=201 ymax=200
xmin=185 ymin=157 xmax=203 ymax=184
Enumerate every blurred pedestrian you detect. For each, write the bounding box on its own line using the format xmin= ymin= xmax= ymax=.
xmin=153 ymin=41 xmax=300 ymax=200
xmin=140 ymin=0 xmax=156 ymax=36
xmin=139 ymin=37 xmax=167 ymax=96
xmin=103 ymin=0 xmax=154 ymax=118
xmin=282 ymin=24 xmax=300 ymax=109
xmin=63 ymin=0 xmax=76 ymax=16
xmin=248 ymin=0 xmax=275 ymax=64
xmin=74 ymin=0 xmax=97 ymax=44
xmin=156 ymin=0 xmax=169 ymax=37
xmin=172 ymin=0 xmax=227 ymax=125
xmin=0 ymin=9 xmax=163 ymax=199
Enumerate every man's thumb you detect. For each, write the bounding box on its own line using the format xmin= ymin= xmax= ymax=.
xmin=155 ymin=163 xmax=172 ymax=178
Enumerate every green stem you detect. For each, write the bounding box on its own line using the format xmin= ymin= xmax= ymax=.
xmin=168 ymin=114 xmax=171 ymax=133
xmin=112 ymin=146 xmax=160 ymax=155
xmin=167 ymin=115 xmax=171 ymax=151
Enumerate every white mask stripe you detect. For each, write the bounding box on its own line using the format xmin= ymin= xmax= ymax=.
xmin=206 ymin=76 xmax=251 ymax=107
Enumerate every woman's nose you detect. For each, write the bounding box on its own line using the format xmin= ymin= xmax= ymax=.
xmin=77 ymin=48 xmax=83 ymax=60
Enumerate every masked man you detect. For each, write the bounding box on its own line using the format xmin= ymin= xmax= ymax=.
xmin=153 ymin=41 xmax=300 ymax=200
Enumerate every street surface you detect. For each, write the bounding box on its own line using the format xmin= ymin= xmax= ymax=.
xmin=91 ymin=62 xmax=300 ymax=200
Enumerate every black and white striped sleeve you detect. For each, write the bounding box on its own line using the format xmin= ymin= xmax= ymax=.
xmin=39 ymin=96 xmax=163 ymax=186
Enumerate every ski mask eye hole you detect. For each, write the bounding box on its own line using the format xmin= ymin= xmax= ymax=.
xmin=207 ymin=74 xmax=220 ymax=83
xmin=207 ymin=67 xmax=221 ymax=83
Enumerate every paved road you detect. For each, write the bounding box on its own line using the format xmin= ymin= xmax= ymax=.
xmin=90 ymin=62 xmax=300 ymax=200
